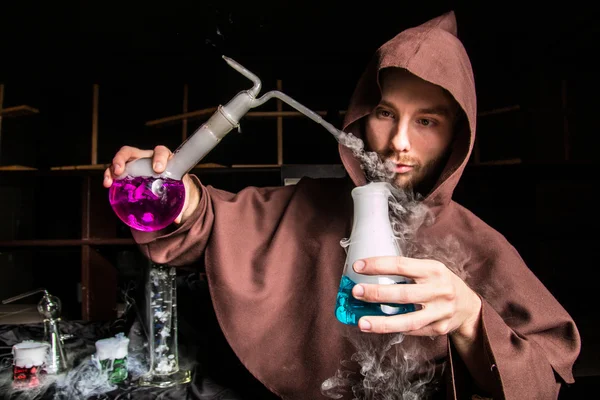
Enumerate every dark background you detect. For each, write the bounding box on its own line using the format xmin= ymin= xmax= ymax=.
xmin=0 ymin=1 xmax=598 ymax=166
xmin=0 ymin=1 xmax=598 ymax=398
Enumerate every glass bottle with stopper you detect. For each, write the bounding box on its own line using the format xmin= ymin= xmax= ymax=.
xmin=2 ymin=288 xmax=70 ymax=374
xmin=109 ymin=55 xmax=347 ymax=232
xmin=335 ymin=182 xmax=416 ymax=326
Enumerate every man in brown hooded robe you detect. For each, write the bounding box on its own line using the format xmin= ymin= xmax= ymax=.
xmin=104 ymin=10 xmax=580 ymax=400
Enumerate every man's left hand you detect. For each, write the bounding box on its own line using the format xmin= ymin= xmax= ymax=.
xmin=351 ymin=256 xmax=482 ymax=340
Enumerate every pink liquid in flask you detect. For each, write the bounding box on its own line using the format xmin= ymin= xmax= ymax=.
xmin=109 ymin=176 xmax=185 ymax=232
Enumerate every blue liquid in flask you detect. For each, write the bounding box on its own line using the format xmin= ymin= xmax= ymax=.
xmin=335 ymin=275 xmax=416 ymax=325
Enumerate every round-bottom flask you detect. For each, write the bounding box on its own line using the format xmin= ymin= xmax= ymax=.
xmin=109 ymin=176 xmax=185 ymax=232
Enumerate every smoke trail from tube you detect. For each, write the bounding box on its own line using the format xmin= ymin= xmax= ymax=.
xmin=321 ymin=131 xmax=469 ymax=399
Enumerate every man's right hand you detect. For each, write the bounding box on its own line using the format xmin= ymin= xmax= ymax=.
xmin=103 ymin=145 xmax=200 ymax=225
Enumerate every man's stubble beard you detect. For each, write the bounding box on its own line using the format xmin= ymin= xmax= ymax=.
xmin=361 ymin=150 xmax=450 ymax=198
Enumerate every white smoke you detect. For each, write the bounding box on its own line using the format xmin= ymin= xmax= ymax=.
xmin=322 ymin=132 xmax=472 ymax=399
xmin=322 ymin=330 xmax=443 ymax=400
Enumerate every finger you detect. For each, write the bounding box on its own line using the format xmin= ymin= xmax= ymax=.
xmin=404 ymin=321 xmax=455 ymax=337
xmin=363 ymin=319 xmax=453 ymax=337
xmin=112 ymin=146 xmax=153 ymax=176
xmin=352 ymin=282 xmax=433 ymax=305
xmin=353 ymin=256 xmax=438 ymax=280
xmin=358 ymin=307 xmax=440 ymax=335
xmin=152 ymin=145 xmax=172 ymax=173
xmin=103 ymin=168 xmax=113 ymax=188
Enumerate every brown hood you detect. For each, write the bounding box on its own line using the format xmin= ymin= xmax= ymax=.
xmin=339 ymin=10 xmax=476 ymax=213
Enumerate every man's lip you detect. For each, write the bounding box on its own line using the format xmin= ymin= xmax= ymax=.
xmin=394 ymin=164 xmax=413 ymax=173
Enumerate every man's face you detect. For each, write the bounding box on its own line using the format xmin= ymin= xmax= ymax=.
xmin=364 ymin=68 xmax=459 ymax=195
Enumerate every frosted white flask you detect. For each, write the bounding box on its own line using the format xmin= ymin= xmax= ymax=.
xmin=341 ymin=182 xmax=411 ymax=316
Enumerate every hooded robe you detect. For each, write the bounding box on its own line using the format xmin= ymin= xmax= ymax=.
xmin=132 ymin=10 xmax=580 ymax=400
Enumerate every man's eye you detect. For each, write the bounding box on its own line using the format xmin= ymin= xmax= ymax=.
xmin=417 ymin=118 xmax=432 ymax=126
xmin=378 ymin=109 xmax=393 ymax=118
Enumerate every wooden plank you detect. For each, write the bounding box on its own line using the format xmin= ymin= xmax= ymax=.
xmin=478 ymin=105 xmax=520 ymax=117
xmin=81 ymin=175 xmax=92 ymax=321
xmin=0 ymin=105 xmax=40 ymax=117
xmin=475 ymin=158 xmax=522 ymax=166
xmin=50 ymin=162 xmax=228 ymax=171
xmin=51 ymin=163 xmax=110 ymax=170
xmin=145 ymin=107 xmax=218 ymax=126
xmin=247 ymin=110 xmax=326 ymax=118
xmin=3 ymin=163 xmax=287 ymax=175
xmin=91 ymin=84 xmax=99 ymax=164
xmin=0 ymin=165 xmax=37 ymax=171
xmin=191 ymin=162 xmax=227 ymax=169
xmin=145 ymin=109 xmax=346 ymax=126
xmin=80 ymin=176 xmax=118 ymax=321
xmin=231 ymin=164 xmax=280 ymax=168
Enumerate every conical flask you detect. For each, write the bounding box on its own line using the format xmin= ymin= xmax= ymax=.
xmin=335 ymin=182 xmax=416 ymax=326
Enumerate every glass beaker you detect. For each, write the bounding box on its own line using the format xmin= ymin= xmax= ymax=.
xmin=12 ymin=341 xmax=50 ymax=388
xmin=92 ymin=333 xmax=130 ymax=384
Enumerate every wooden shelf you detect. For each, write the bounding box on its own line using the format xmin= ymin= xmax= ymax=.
xmin=245 ymin=110 xmax=341 ymax=118
xmin=145 ymin=107 xmax=217 ymax=127
xmin=0 ymin=105 xmax=39 ymax=117
xmin=473 ymin=158 xmax=522 ymax=166
xmin=0 ymin=163 xmax=286 ymax=177
xmin=6 ymin=161 xmax=581 ymax=179
xmin=145 ymin=108 xmax=346 ymax=127
xmin=231 ymin=163 xmax=281 ymax=168
xmin=0 ymin=165 xmax=37 ymax=171
xmin=0 ymin=238 xmax=135 ymax=248
xmin=478 ymin=105 xmax=520 ymax=117
xmin=50 ymin=164 xmax=110 ymax=171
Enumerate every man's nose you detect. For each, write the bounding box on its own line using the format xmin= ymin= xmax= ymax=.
xmin=390 ymin=121 xmax=411 ymax=152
